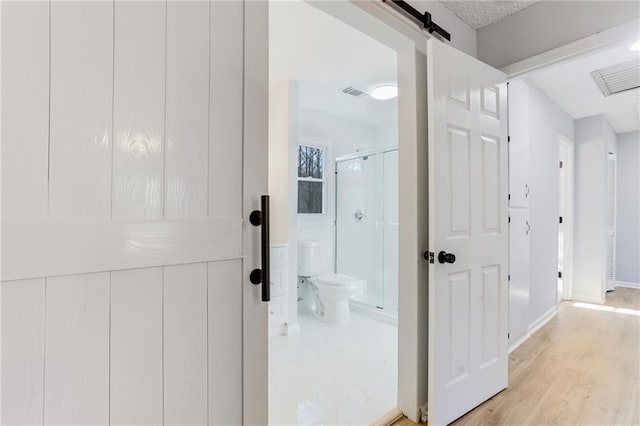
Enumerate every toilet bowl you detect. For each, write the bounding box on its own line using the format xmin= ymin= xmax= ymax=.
xmin=298 ymin=240 xmax=363 ymax=325
xmin=310 ymin=273 xmax=361 ymax=324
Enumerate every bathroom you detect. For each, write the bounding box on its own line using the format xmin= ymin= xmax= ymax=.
xmin=268 ymin=1 xmax=399 ymax=424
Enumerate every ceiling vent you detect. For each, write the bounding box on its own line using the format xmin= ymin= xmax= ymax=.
xmin=590 ymin=59 xmax=640 ymax=97
xmin=341 ymin=86 xmax=368 ymax=98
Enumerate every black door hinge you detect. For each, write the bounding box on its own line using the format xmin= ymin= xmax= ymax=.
xmin=559 ymin=216 xmax=563 ymax=224
xmin=508 ymin=216 xmax=511 ymax=223
xmin=508 ymin=136 xmax=511 ymax=142
xmin=424 ymin=251 xmax=435 ymax=264
xmin=558 ymin=271 xmax=562 ymax=278
xmin=508 ymin=274 xmax=511 ymax=281
xmin=508 ymin=332 xmax=510 ymax=339
xmin=559 ymin=161 xmax=563 ymax=168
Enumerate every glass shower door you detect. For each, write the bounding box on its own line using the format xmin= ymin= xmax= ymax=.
xmin=335 ymin=149 xmax=398 ymax=314
xmin=336 ymin=153 xmax=384 ymax=308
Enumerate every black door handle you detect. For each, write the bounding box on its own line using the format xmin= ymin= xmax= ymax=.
xmin=249 ymin=195 xmax=270 ymax=302
xmin=438 ymin=251 xmax=456 ymax=264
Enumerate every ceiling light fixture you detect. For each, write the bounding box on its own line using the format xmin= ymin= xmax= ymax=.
xmin=630 ymin=40 xmax=640 ymax=51
xmin=370 ymin=85 xmax=398 ymax=100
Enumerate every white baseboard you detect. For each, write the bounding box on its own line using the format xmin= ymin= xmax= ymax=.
xmin=509 ymin=306 xmax=558 ymax=354
xmin=372 ymin=407 xmax=404 ymax=426
xmin=508 ymin=332 xmax=530 ymax=354
xmin=528 ymin=306 xmax=558 ymax=335
xmin=616 ymin=281 xmax=640 ymax=289
xmin=269 ymin=322 xmax=300 ymax=339
xmin=284 ymin=323 xmax=300 ymax=335
xmin=572 ymin=294 xmax=606 ymax=304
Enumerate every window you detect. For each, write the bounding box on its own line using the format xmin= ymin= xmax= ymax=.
xmin=297 ymin=145 xmax=326 ymax=214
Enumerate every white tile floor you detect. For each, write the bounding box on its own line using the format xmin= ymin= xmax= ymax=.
xmin=269 ymin=311 xmax=398 ymax=426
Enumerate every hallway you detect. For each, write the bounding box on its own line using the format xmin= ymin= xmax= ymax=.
xmin=396 ymin=287 xmax=640 ymax=425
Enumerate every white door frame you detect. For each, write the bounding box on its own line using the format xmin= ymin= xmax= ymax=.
xmin=558 ymin=135 xmax=575 ymax=302
xmin=606 ymin=152 xmax=618 ymax=291
xmin=244 ymin=2 xmax=269 ymax=424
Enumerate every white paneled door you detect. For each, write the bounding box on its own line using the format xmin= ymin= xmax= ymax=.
xmin=606 ymin=153 xmax=617 ymax=291
xmin=1 ymin=1 xmax=268 ymax=425
xmin=426 ymin=39 xmax=508 ymax=425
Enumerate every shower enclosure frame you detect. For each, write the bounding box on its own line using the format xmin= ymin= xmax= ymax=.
xmin=334 ymin=146 xmax=399 ymax=324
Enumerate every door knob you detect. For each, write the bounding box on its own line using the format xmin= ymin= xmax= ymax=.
xmin=438 ymin=251 xmax=456 ymax=264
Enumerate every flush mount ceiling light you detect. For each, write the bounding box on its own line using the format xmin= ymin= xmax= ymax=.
xmin=370 ymin=85 xmax=398 ymax=100
xmin=630 ymin=40 xmax=640 ymax=51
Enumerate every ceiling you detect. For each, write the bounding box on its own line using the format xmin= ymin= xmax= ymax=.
xmin=439 ymin=0 xmax=540 ymax=30
xmin=270 ymin=0 xmax=397 ymax=125
xmin=529 ymin=42 xmax=640 ymax=133
xmin=298 ymin=81 xmax=397 ymax=126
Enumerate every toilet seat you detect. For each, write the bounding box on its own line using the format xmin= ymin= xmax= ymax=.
xmin=315 ymin=273 xmax=358 ymax=287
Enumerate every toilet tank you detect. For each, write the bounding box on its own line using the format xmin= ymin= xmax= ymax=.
xmin=298 ymin=240 xmax=332 ymax=276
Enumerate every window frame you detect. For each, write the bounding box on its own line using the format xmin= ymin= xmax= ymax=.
xmin=297 ymin=143 xmax=328 ymax=216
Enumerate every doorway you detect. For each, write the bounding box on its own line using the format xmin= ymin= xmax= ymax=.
xmin=524 ymin=39 xmax=638 ymax=304
xmin=558 ymin=136 xmax=575 ymax=302
xmin=268 ymin=2 xmax=403 ymax=424
xmin=267 ymin=6 xmax=514 ymax=424
xmin=606 ymin=152 xmax=618 ymax=291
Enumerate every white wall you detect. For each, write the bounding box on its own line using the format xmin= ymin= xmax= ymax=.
xmin=574 ymin=115 xmax=615 ymax=303
xmin=373 ymin=120 xmax=399 ymax=149
xmin=478 ymin=1 xmax=640 ymax=69
xmin=296 ymin=106 xmax=396 ymax=244
xmin=315 ymin=0 xmax=477 ymax=57
xmin=270 ymin=1 xmax=397 ymax=89
xmin=615 ymin=131 xmax=640 ymax=285
xmin=269 ymin=81 xmax=294 ymax=245
xmin=268 ymin=80 xmax=300 ymax=332
xmin=605 ymin=117 xmax=618 ymax=155
xmin=524 ymin=80 xmax=575 ymax=324
xmin=299 ymin=107 xmax=389 ymax=158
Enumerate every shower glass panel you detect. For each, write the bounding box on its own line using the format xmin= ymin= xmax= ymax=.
xmin=335 ymin=148 xmax=398 ymax=316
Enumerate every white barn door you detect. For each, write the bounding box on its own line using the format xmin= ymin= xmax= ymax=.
xmin=1 ymin=1 xmax=268 ymax=425
xmin=426 ymin=39 xmax=508 ymax=425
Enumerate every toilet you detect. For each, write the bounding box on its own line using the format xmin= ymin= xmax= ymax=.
xmin=298 ymin=240 xmax=362 ymax=324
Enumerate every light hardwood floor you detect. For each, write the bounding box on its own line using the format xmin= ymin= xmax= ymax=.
xmin=393 ymin=287 xmax=640 ymax=425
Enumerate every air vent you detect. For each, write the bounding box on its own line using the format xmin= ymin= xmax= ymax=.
xmin=590 ymin=59 xmax=640 ymax=97
xmin=341 ymin=86 xmax=368 ymax=97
